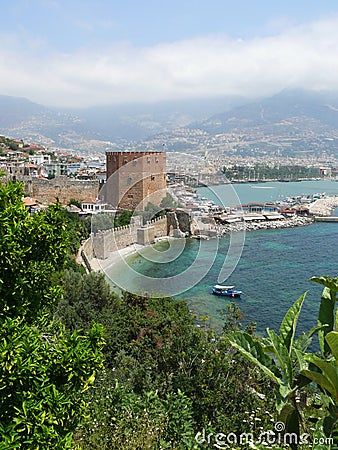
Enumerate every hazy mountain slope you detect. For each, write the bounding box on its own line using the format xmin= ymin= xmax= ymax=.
xmin=2 ymin=90 xmax=338 ymax=156
xmin=197 ymin=89 xmax=338 ymax=134
xmin=0 ymin=95 xmax=47 ymax=128
xmin=68 ymin=95 xmax=247 ymax=141
xmin=0 ymin=94 xmax=246 ymax=144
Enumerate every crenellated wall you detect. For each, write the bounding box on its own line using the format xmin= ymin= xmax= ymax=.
xmin=92 ymin=225 xmax=137 ymax=259
xmin=146 ymin=216 xmax=167 ymax=238
xmin=86 ymin=215 xmax=168 ymax=260
xmin=24 ymin=176 xmax=99 ymax=205
xmin=81 ymin=212 xmax=191 ymax=266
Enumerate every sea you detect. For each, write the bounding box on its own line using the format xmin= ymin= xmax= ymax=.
xmin=106 ymin=180 xmax=338 ymax=337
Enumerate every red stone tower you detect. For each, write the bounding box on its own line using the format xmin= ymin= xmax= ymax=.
xmin=104 ymin=151 xmax=166 ymax=210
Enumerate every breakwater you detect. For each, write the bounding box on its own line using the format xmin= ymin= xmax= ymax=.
xmin=309 ymin=196 xmax=338 ymax=216
xmin=213 ymin=194 xmax=338 ymax=237
xmin=216 ymin=216 xmax=313 ymax=237
xmin=314 ymin=217 xmax=338 ymax=222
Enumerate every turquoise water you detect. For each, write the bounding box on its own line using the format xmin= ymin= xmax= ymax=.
xmin=119 ymin=223 xmax=337 ymax=335
xmin=198 ymin=180 xmax=338 ymax=206
xmin=106 ymin=181 xmax=338 ymax=336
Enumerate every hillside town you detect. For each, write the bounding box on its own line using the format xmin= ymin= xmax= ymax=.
xmin=1 ymin=135 xmax=338 ymax=241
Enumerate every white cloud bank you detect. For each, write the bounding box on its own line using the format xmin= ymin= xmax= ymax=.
xmin=1 ymin=16 xmax=338 ymax=108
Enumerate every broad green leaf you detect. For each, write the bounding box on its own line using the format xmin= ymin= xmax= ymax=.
xmin=276 ymin=391 xmax=294 ymax=415
xmin=227 ymin=332 xmax=281 ymax=383
xmin=260 ymin=337 xmax=275 ymax=353
xmin=326 ymin=331 xmax=338 ymax=361
xmin=317 ymin=287 xmax=336 ymax=355
xmin=279 ymin=292 xmax=306 ymax=354
xmin=267 ymin=328 xmax=293 ymax=385
xmin=311 ymin=276 xmax=338 ymax=293
xmin=293 ymin=348 xmax=308 ymax=372
xmin=293 ymin=349 xmax=316 ymax=391
xmin=305 ymin=355 xmax=338 ymax=400
xmin=300 ymin=368 xmax=336 ymax=398
xmin=293 ymin=324 xmax=328 ymax=353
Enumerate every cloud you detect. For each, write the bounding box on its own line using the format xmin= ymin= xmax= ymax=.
xmin=1 ymin=16 xmax=338 ymax=107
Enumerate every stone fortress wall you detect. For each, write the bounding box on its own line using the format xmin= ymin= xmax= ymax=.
xmin=24 ymin=176 xmax=100 ymax=204
xmin=88 ymin=215 xmax=168 ymax=261
xmin=80 ymin=211 xmax=194 ymax=270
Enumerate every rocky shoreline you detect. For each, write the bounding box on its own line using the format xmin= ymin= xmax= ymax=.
xmin=216 ymin=216 xmax=313 ymax=237
xmin=213 ymin=195 xmax=338 ymax=237
xmin=309 ymin=195 xmax=338 ymax=216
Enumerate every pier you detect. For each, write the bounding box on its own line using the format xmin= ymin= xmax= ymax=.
xmin=314 ymin=216 xmax=338 ymax=222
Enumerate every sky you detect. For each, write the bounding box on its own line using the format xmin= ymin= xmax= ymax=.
xmin=2 ymin=0 xmax=338 ymax=108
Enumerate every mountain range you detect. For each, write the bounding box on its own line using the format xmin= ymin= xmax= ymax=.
xmin=1 ymin=89 xmax=338 ymax=156
xmin=197 ymin=89 xmax=338 ymax=133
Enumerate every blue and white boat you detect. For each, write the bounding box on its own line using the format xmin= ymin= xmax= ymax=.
xmin=212 ymin=285 xmax=242 ymax=298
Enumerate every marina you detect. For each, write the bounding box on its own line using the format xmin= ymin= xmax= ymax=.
xmin=168 ymin=178 xmax=338 ymax=238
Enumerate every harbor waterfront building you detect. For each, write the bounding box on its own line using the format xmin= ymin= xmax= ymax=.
xmin=104 ymin=151 xmax=166 ymax=210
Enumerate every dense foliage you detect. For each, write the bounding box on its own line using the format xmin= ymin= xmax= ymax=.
xmin=0 ymin=182 xmax=70 ymax=320
xmin=57 ymin=268 xmax=338 ymax=448
xmin=228 ymin=275 xmax=338 ymax=449
xmin=0 ymin=181 xmax=104 ymax=449
xmin=58 ymin=273 xmax=275 ymax=448
xmin=0 ymin=136 xmax=20 ymax=150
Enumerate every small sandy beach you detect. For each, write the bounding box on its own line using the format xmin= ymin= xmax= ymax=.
xmin=89 ymin=243 xmax=145 ymax=273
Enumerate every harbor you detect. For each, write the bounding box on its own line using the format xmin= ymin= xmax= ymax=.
xmin=168 ymin=178 xmax=338 ymax=238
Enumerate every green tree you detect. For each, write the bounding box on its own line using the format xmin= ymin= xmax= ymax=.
xmin=8 ymin=142 xmax=19 ymax=151
xmin=113 ymin=209 xmax=133 ymax=227
xmin=59 ymin=283 xmax=275 ymax=445
xmin=89 ymin=213 xmax=114 ymax=233
xmin=160 ymin=193 xmax=179 ymax=209
xmin=141 ymin=201 xmax=165 ymax=224
xmin=68 ymin=198 xmax=82 ymax=209
xmin=56 ymin=270 xmax=120 ymax=336
xmin=0 ymin=316 xmax=104 ymax=450
xmin=60 ymin=209 xmax=89 ymax=258
xmin=0 ymin=182 xmax=70 ymax=321
xmin=0 ymin=180 xmax=104 ymax=449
